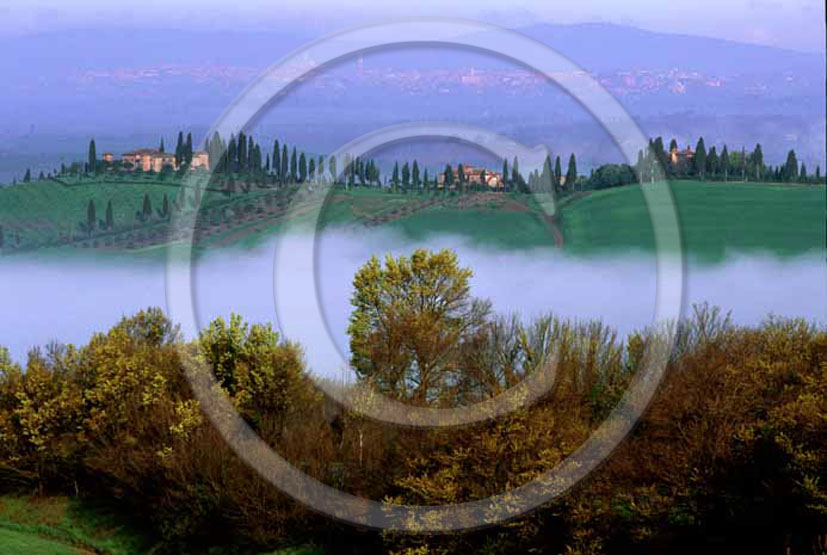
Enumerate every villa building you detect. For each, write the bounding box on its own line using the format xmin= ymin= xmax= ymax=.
xmin=668 ymin=145 xmax=695 ymax=166
xmin=438 ymin=165 xmax=504 ymax=189
xmin=120 ymin=149 xmax=210 ymax=172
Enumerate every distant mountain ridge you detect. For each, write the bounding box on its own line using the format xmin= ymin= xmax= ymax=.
xmin=0 ymin=22 xmax=823 ymax=182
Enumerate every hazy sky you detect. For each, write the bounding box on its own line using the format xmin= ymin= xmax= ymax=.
xmin=2 ymin=0 xmax=824 ymax=52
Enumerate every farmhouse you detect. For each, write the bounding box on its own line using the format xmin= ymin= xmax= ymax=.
xmin=438 ymin=165 xmax=504 ymax=189
xmin=668 ymin=145 xmax=694 ymax=166
xmin=120 ymin=149 xmax=210 ymax=172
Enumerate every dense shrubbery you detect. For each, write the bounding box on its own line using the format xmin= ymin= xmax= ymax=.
xmin=0 ymin=253 xmax=825 ymax=554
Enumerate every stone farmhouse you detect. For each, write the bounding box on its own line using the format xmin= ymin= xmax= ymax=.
xmin=119 ymin=149 xmax=209 ymax=173
xmin=438 ymin=165 xmax=504 ymax=189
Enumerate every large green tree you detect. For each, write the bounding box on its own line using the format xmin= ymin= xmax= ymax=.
xmin=347 ymin=249 xmax=489 ymax=403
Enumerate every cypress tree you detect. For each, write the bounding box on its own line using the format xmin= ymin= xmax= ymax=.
xmin=175 ymin=132 xmax=184 ymax=167
xmin=502 ymin=159 xmax=509 ymax=189
xmin=329 ymin=155 xmax=337 ymax=183
xmin=653 ymin=137 xmax=666 ymax=173
xmin=554 ymin=155 xmax=562 ymax=188
xmin=185 ymin=133 xmax=193 ymax=165
xmin=444 ymin=165 xmax=454 ymax=189
xmin=23 ymin=169 xmax=31 ymax=183
xmin=783 ymin=150 xmax=799 ymax=182
xmin=707 ymin=146 xmax=719 ymax=178
xmin=142 ymin=193 xmax=152 ymax=220
xmin=541 ymin=155 xmax=553 ymax=192
xmin=720 ymin=145 xmax=730 ymax=181
xmin=392 ymin=162 xmax=399 ymax=188
xmin=87 ymin=199 xmax=97 ymax=234
xmin=423 ymin=168 xmax=429 ymax=189
xmin=412 ymin=160 xmax=420 ymax=188
xmin=799 ymin=162 xmax=807 ymax=183
xmin=694 ymin=137 xmax=707 ymax=179
xmin=299 ymin=152 xmax=307 ymax=183
xmin=402 ymin=162 xmax=410 ymax=187
xmin=752 ymin=144 xmax=764 ymax=181
xmin=511 ymin=156 xmax=520 ymax=189
xmin=566 ymin=153 xmax=578 ymax=190
xmin=290 ymin=148 xmax=298 ymax=182
xmin=88 ymin=139 xmax=97 ymax=174
xmin=159 ymin=138 xmax=165 ymax=153
xmin=272 ymin=140 xmax=281 ymax=180
xmin=281 ymin=145 xmax=288 ymax=184
xmin=105 ymin=200 xmax=114 ymax=230
xmin=816 ymin=166 xmax=822 ymax=183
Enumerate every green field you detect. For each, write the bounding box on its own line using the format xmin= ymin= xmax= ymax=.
xmin=0 ymin=495 xmax=322 ymax=554
xmin=560 ymin=180 xmax=824 ymax=261
xmin=1 ymin=177 xmax=823 ymax=260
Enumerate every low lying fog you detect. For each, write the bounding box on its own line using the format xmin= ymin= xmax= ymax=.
xmin=2 ymin=229 xmax=825 ymax=378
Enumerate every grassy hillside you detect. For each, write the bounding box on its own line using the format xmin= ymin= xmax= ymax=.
xmin=560 ymin=180 xmax=825 ymax=261
xmin=1 ymin=177 xmax=823 ymax=258
xmin=0 ymin=495 xmax=149 ymax=554
xmin=0 ymin=495 xmax=322 ymax=554
xmin=0 ymin=175 xmax=186 ymax=248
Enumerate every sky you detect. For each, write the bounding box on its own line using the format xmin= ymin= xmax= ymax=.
xmin=1 ymin=0 xmax=824 ymax=53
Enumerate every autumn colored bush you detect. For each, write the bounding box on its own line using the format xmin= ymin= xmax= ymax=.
xmin=0 ymin=252 xmax=824 ymax=555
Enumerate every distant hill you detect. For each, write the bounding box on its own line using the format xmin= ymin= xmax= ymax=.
xmin=0 ymin=23 xmax=823 ymax=182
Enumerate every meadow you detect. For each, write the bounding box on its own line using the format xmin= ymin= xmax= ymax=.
xmin=0 ymin=176 xmax=823 ymax=260
xmin=560 ymin=180 xmax=825 ymax=261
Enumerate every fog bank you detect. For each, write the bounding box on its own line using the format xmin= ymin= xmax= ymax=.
xmin=1 ymin=230 xmax=824 ymax=377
